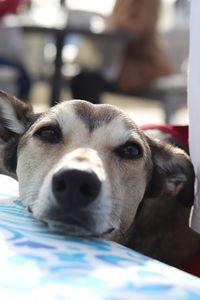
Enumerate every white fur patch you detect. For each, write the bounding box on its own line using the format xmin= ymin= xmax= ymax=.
xmin=52 ymin=102 xmax=76 ymax=136
xmin=93 ymin=116 xmax=138 ymax=148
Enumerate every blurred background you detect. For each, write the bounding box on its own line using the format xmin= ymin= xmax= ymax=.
xmin=0 ymin=0 xmax=190 ymax=125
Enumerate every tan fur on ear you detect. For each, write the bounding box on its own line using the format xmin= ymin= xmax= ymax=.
xmin=0 ymin=91 xmax=34 ymax=175
xmin=0 ymin=90 xmax=33 ymax=141
xmin=145 ymin=136 xmax=195 ymax=207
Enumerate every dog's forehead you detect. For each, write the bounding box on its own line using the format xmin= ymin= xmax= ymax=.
xmin=30 ymin=100 xmax=144 ymax=148
xmin=50 ymin=100 xmax=137 ymax=132
xmin=72 ymin=101 xmax=123 ymax=131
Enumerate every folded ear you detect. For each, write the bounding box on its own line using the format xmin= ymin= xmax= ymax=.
xmin=0 ymin=91 xmax=34 ymax=176
xmin=145 ymin=136 xmax=195 ymax=207
xmin=0 ymin=90 xmax=33 ymax=142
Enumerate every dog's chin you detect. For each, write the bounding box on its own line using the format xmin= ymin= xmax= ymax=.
xmin=44 ymin=220 xmax=115 ymax=238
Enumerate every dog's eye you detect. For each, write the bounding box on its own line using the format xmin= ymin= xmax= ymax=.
xmin=115 ymin=141 xmax=143 ymax=160
xmin=33 ymin=125 xmax=62 ymax=143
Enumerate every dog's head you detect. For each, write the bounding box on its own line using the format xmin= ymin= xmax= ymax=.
xmin=0 ymin=91 xmax=194 ymax=241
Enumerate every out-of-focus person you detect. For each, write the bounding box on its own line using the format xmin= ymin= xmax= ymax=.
xmin=0 ymin=0 xmax=31 ymax=101
xmin=0 ymin=0 xmax=25 ymax=17
xmin=70 ymin=0 xmax=172 ymax=103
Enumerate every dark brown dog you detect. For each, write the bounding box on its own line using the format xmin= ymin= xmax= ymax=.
xmin=125 ymin=125 xmax=200 ymax=277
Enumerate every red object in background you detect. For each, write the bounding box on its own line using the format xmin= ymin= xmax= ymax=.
xmin=0 ymin=0 xmax=24 ymax=18
xmin=140 ymin=124 xmax=189 ymax=149
xmin=177 ymin=252 xmax=200 ymax=278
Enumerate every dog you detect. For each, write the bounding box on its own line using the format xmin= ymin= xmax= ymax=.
xmin=0 ymin=91 xmax=198 ymax=275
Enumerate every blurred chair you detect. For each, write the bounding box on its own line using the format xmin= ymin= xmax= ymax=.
xmin=114 ymin=27 xmax=189 ymax=123
xmin=0 ymin=20 xmax=31 ymax=101
xmin=151 ymin=27 xmax=189 ymax=123
xmin=70 ymin=26 xmax=189 ymax=124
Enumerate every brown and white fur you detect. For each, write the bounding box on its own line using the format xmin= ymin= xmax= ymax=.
xmin=0 ymin=91 xmax=198 ymax=268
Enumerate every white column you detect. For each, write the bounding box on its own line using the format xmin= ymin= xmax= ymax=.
xmin=188 ymin=0 xmax=200 ymax=233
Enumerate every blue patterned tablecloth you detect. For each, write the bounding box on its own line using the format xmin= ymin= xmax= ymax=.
xmin=0 ymin=174 xmax=200 ymax=300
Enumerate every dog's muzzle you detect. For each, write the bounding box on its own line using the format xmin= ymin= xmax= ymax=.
xmin=32 ymin=148 xmax=112 ymax=237
xmin=52 ymin=167 xmax=101 ymax=212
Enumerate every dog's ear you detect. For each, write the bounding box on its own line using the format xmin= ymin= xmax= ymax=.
xmin=0 ymin=91 xmax=34 ymax=176
xmin=145 ymin=136 xmax=195 ymax=207
xmin=0 ymin=90 xmax=33 ymax=142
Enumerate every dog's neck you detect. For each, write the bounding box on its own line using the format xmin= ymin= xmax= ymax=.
xmin=124 ymin=196 xmax=200 ymax=266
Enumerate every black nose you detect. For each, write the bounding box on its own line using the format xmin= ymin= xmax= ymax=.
xmin=52 ymin=168 xmax=101 ymax=209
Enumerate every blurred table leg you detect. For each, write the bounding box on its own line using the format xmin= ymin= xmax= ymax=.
xmin=50 ymin=31 xmax=65 ymax=106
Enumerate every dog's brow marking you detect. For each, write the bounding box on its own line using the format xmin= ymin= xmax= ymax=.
xmin=95 ymin=117 xmax=141 ymax=148
xmin=52 ymin=104 xmax=76 ymax=135
xmin=73 ymin=102 xmax=120 ymax=132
